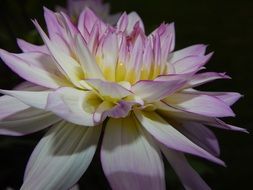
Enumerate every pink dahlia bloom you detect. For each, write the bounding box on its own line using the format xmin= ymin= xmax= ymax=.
xmin=56 ymin=0 xmax=120 ymax=24
xmin=0 ymin=7 xmax=246 ymax=190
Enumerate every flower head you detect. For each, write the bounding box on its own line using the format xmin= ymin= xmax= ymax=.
xmin=0 ymin=7 xmax=246 ymax=190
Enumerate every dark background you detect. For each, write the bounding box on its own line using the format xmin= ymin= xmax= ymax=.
xmin=0 ymin=0 xmax=252 ymax=189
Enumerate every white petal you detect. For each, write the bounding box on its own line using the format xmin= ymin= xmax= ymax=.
xmin=0 ymin=94 xmax=28 ymax=120
xmin=22 ymin=121 xmax=101 ymax=190
xmin=101 ymin=116 xmax=165 ymax=190
xmin=0 ymin=109 xmax=60 ymax=136
xmin=0 ymin=95 xmax=60 ymax=136
xmin=46 ymin=87 xmax=100 ymax=126
xmin=0 ymin=89 xmax=50 ymax=109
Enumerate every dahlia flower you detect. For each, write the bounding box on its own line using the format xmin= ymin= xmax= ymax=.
xmin=0 ymin=7 xmax=246 ymax=190
xmin=56 ymin=0 xmax=120 ymax=24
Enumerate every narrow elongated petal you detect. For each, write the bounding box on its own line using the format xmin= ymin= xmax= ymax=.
xmin=164 ymin=92 xmax=235 ymax=117
xmin=44 ymin=7 xmax=78 ymax=44
xmin=160 ymin=145 xmax=211 ymax=190
xmin=44 ymin=7 xmax=61 ymax=40
xmin=117 ymin=12 xmax=128 ymax=32
xmin=22 ymin=121 xmax=101 ymax=190
xmin=78 ymin=10 xmax=92 ymax=41
xmin=0 ymin=82 xmax=48 ymax=114
xmin=101 ymin=116 xmax=165 ymax=190
xmin=75 ymin=35 xmax=104 ymax=80
xmin=87 ymin=22 xmax=99 ymax=54
xmin=171 ymin=53 xmax=213 ymax=74
xmin=0 ymin=95 xmax=60 ymax=136
xmin=0 ymin=95 xmax=29 ymax=120
xmin=125 ymin=35 xmax=143 ymax=83
xmin=152 ymin=23 xmax=175 ymax=64
xmin=168 ymin=44 xmax=207 ymax=63
xmin=184 ymin=72 xmax=230 ymax=88
xmin=186 ymin=90 xmax=242 ymax=106
xmin=14 ymin=52 xmax=66 ymax=79
xmin=0 ymin=109 xmax=60 ymax=136
xmin=43 ymin=8 xmax=74 ymax=54
xmin=96 ymin=32 xmax=118 ymax=81
xmin=78 ymin=8 xmax=99 ymax=34
xmin=131 ymin=78 xmax=185 ymax=102
xmin=46 ymin=87 xmax=100 ymax=126
xmin=86 ymin=79 xmax=131 ymax=99
xmin=0 ymin=49 xmax=66 ymax=89
xmin=156 ymin=101 xmax=247 ymax=132
xmin=0 ymin=89 xmax=50 ymax=109
xmin=17 ymin=39 xmax=48 ymax=53
xmin=34 ymin=21 xmax=84 ymax=88
xmin=134 ymin=110 xmax=225 ymax=165
xmin=177 ymin=122 xmax=220 ymax=156
xmin=126 ymin=12 xmax=145 ymax=34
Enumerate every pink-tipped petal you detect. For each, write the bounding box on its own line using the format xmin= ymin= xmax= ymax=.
xmin=78 ymin=8 xmax=100 ymax=34
xmin=44 ymin=7 xmax=61 ymax=40
xmin=160 ymin=146 xmax=211 ymax=190
xmin=152 ymin=23 xmax=175 ymax=64
xmin=164 ymin=92 xmax=235 ymax=117
xmin=0 ymin=49 xmax=67 ymax=89
xmin=186 ymin=90 xmax=242 ymax=106
xmin=171 ymin=53 xmax=213 ymax=74
xmin=125 ymin=35 xmax=144 ymax=82
xmin=101 ymin=116 xmax=165 ymax=190
xmin=46 ymin=87 xmax=99 ymax=126
xmin=17 ymin=39 xmax=48 ymax=53
xmin=44 ymin=7 xmax=78 ymax=42
xmin=117 ymin=12 xmax=128 ymax=32
xmin=22 ymin=121 xmax=101 ymax=190
xmin=185 ymin=72 xmax=231 ymax=88
xmin=156 ymin=101 xmax=247 ymax=133
xmin=126 ymin=12 xmax=145 ymax=34
xmin=134 ymin=110 xmax=225 ymax=166
xmin=168 ymin=44 xmax=207 ymax=63
xmin=34 ymin=20 xmax=84 ymax=88
xmin=87 ymin=22 xmax=99 ymax=54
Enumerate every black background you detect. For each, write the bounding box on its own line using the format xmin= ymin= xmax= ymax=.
xmin=0 ymin=0 xmax=252 ymax=189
